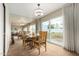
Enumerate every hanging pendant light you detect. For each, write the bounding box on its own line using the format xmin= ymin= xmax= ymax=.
xmin=35 ymin=3 xmax=43 ymax=16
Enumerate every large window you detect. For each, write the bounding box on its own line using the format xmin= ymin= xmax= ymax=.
xmin=29 ymin=24 xmax=36 ymax=34
xmin=42 ymin=21 xmax=50 ymax=39
xmin=49 ymin=16 xmax=64 ymax=45
xmin=41 ymin=16 xmax=64 ymax=46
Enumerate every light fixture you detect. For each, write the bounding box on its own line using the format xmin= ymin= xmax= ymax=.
xmin=35 ymin=3 xmax=43 ymax=16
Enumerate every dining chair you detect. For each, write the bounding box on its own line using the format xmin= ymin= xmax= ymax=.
xmin=22 ymin=31 xmax=33 ymax=48
xmin=33 ymin=31 xmax=47 ymax=55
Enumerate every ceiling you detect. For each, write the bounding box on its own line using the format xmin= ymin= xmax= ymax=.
xmin=10 ymin=15 xmax=33 ymax=27
xmin=6 ymin=3 xmax=66 ymax=27
xmin=7 ymin=3 xmax=66 ymax=19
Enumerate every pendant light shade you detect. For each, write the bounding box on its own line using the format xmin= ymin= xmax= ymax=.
xmin=35 ymin=4 xmax=43 ymax=16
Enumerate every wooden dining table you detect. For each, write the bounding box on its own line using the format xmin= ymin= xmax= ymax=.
xmin=23 ymin=35 xmax=39 ymax=49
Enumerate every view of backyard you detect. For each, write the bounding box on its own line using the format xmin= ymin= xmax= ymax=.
xmin=42 ymin=16 xmax=64 ymax=45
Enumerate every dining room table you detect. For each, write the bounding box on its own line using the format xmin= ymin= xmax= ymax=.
xmin=23 ymin=34 xmax=39 ymax=49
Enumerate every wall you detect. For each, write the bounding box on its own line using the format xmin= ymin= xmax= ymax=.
xmin=0 ymin=3 xmax=3 ymax=56
xmin=5 ymin=4 xmax=11 ymax=55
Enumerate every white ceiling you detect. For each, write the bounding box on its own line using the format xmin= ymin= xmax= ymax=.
xmin=7 ymin=3 xmax=66 ymax=19
xmin=10 ymin=15 xmax=33 ymax=27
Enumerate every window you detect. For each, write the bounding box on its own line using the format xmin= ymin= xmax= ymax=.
xmin=41 ymin=16 xmax=64 ymax=46
xmin=42 ymin=21 xmax=49 ymax=31
xmin=49 ymin=16 xmax=64 ymax=45
xmin=23 ymin=27 xmax=27 ymax=32
xmin=42 ymin=21 xmax=50 ymax=39
xmin=29 ymin=24 xmax=36 ymax=34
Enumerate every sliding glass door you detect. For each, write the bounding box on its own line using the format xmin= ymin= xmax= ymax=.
xmin=41 ymin=16 xmax=64 ymax=46
xmin=49 ymin=16 xmax=64 ymax=45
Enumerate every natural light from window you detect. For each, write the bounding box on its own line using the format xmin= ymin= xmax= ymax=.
xmin=42 ymin=16 xmax=64 ymax=46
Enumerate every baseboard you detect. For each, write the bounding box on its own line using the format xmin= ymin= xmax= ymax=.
xmin=47 ymin=41 xmax=64 ymax=47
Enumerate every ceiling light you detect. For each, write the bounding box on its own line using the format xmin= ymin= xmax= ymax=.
xmin=35 ymin=4 xmax=43 ymax=16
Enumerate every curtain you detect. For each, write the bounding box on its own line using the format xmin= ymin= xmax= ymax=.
xmin=74 ymin=3 xmax=79 ymax=54
xmin=63 ymin=4 xmax=75 ymax=51
xmin=63 ymin=3 xmax=79 ymax=54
